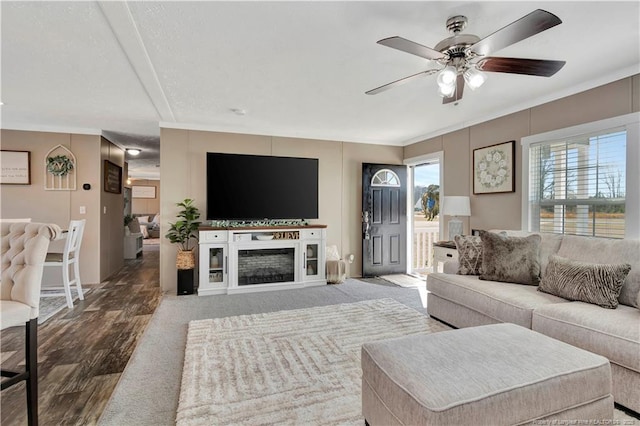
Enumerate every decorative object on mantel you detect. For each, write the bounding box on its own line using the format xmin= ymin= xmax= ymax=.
xmin=44 ymin=145 xmax=76 ymax=190
xmin=473 ymin=140 xmax=515 ymax=194
xmin=209 ymin=219 xmax=309 ymax=228
xmin=166 ymin=199 xmax=202 ymax=271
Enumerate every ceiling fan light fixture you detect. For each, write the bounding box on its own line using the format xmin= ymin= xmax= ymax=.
xmin=437 ymin=82 xmax=456 ymax=98
xmin=436 ymin=66 xmax=457 ymax=88
xmin=464 ymin=68 xmax=487 ymax=90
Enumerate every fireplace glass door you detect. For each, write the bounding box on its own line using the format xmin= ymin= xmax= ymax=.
xmin=237 ymin=248 xmax=295 ymax=285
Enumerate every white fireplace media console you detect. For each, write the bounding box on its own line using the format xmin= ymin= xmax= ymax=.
xmin=198 ymin=225 xmax=327 ymax=296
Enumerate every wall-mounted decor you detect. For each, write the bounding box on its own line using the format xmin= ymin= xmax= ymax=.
xmin=473 ymin=140 xmax=515 ymax=194
xmin=1 ymin=150 xmax=31 ymax=185
xmin=132 ymin=185 xmax=156 ymax=199
xmin=104 ymin=160 xmax=122 ymax=194
xmin=44 ymin=144 xmax=76 ymax=190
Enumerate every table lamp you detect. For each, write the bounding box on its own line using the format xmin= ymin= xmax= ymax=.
xmin=443 ymin=196 xmax=471 ymax=239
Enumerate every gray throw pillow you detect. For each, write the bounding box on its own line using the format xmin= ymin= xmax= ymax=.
xmin=479 ymin=231 xmax=541 ymax=285
xmin=454 ymin=235 xmax=483 ymax=275
xmin=539 ymin=255 xmax=631 ymax=309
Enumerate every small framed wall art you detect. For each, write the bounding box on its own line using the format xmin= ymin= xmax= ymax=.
xmin=132 ymin=185 xmax=156 ymax=199
xmin=104 ymin=160 xmax=122 ymax=194
xmin=1 ymin=150 xmax=31 ymax=185
xmin=473 ymin=140 xmax=515 ymax=194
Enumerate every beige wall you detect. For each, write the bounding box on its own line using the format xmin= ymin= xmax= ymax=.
xmin=100 ymin=137 xmax=125 ymax=279
xmin=404 ymin=74 xmax=640 ymax=239
xmin=0 ymin=129 xmax=125 ymax=283
xmin=130 ymin=179 xmax=160 ymax=215
xmin=159 ymin=129 xmax=403 ymax=292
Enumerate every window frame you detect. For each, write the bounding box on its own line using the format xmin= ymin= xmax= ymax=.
xmin=521 ymin=112 xmax=640 ymax=239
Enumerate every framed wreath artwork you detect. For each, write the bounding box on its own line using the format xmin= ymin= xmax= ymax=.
xmin=473 ymin=140 xmax=515 ymax=194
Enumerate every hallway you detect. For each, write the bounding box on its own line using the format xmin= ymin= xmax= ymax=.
xmin=1 ymin=246 xmax=162 ymax=425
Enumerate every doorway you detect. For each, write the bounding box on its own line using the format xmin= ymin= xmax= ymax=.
xmin=361 ymin=163 xmax=408 ymax=277
xmin=407 ymin=153 xmax=443 ymax=277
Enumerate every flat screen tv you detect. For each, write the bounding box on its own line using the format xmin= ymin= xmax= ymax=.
xmin=206 ymin=153 xmax=319 ymax=220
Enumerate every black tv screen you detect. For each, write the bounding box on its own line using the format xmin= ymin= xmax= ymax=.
xmin=206 ymin=153 xmax=319 ymax=220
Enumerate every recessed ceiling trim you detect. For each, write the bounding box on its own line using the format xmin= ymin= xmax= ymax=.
xmin=0 ymin=123 xmax=102 ymax=136
xmin=97 ymin=1 xmax=175 ymax=122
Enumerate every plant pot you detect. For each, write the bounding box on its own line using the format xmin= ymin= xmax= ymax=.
xmin=176 ymin=249 xmax=195 ymax=270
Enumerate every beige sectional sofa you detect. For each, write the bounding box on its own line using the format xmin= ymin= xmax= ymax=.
xmin=426 ymin=231 xmax=640 ymax=413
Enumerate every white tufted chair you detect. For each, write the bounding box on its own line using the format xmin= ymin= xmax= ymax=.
xmin=1 ymin=222 xmax=61 ymax=426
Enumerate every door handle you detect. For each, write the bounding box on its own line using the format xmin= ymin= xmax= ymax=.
xmin=362 ymin=211 xmax=370 ymax=240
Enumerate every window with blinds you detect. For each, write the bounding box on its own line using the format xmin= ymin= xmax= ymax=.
xmin=528 ymin=128 xmax=626 ymax=239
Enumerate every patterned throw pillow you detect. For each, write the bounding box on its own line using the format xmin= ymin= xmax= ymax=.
xmin=454 ymin=235 xmax=484 ymax=275
xmin=539 ymin=255 xmax=631 ymax=309
xmin=479 ymin=231 xmax=542 ymax=285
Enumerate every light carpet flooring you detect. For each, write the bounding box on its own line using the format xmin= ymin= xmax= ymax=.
xmin=99 ymin=278 xmax=639 ymax=425
xmin=177 ymin=298 xmax=449 ymax=425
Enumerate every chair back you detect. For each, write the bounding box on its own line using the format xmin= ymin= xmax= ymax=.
xmin=64 ymin=220 xmax=86 ymax=262
xmin=0 ymin=218 xmax=32 ymax=223
xmin=1 ymin=222 xmax=61 ymax=314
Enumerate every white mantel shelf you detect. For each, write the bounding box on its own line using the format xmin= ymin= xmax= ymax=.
xmin=198 ymin=225 xmax=327 ymax=296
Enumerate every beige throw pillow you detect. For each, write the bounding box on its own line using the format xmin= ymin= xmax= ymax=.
xmin=479 ymin=231 xmax=541 ymax=285
xmin=539 ymin=255 xmax=631 ymax=309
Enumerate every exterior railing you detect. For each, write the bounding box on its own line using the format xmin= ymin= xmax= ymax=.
xmin=412 ymin=227 xmax=439 ymax=273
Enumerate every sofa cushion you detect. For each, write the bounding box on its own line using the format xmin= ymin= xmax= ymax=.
xmin=427 ymin=273 xmax=568 ymax=328
xmin=539 ymin=255 xmax=631 ymax=309
xmin=557 ymin=236 xmax=640 ymax=308
xmin=532 ymin=302 xmax=640 ymax=373
xmin=479 ymin=231 xmax=541 ymax=285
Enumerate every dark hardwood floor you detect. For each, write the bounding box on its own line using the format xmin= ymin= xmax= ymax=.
xmin=1 ymin=245 xmax=162 ymax=425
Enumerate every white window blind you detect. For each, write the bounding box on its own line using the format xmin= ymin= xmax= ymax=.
xmin=528 ymin=128 xmax=626 ymax=239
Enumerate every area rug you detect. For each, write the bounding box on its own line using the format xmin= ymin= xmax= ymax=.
xmin=177 ymin=298 xmax=450 ymax=425
xmin=39 ymin=288 xmax=87 ymax=324
xmin=380 ymin=273 xmax=425 ymax=288
xmin=143 ymin=238 xmax=160 ymax=245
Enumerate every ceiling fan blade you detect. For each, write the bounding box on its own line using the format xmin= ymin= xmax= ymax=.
xmin=443 ymin=74 xmax=465 ymax=104
xmin=470 ymin=9 xmax=562 ymax=57
xmin=366 ymin=69 xmax=439 ymax=95
xmin=476 ymin=57 xmax=566 ymax=77
xmin=377 ymin=36 xmax=446 ymax=61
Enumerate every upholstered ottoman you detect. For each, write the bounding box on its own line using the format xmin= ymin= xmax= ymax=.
xmin=362 ymin=323 xmax=613 ymax=425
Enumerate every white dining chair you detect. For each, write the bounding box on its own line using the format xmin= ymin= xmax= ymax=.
xmin=1 ymin=221 xmax=61 ymax=426
xmin=42 ymin=219 xmax=86 ymax=309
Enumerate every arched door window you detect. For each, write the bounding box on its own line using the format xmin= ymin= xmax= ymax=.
xmin=371 ymin=169 xmax=400 ymax=187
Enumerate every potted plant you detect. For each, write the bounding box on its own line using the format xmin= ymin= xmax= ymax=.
xmin=124 ymin=214 xmax=134 ymax=235
xmin=165 ymin=198 xmax=202 ymax=270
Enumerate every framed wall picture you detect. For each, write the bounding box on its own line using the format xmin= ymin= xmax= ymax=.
xmin=132 ymin=185 xmax=156 ymax=199
xmin=1 ymin=150 xmax=31 ymax=185
xmin=473 ymin=140 xmax=515 ymax=194
xmin=104 ymin=160 xmax=122 ymax=194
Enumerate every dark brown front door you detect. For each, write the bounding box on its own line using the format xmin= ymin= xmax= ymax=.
xmin=362 ymin=163 xmax=407 ymax=277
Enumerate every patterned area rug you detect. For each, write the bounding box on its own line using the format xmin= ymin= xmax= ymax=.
xmin=177 ymin=298 xmax=450 ymax=425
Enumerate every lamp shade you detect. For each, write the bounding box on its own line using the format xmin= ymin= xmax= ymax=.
xmin=442 ymin=196 xmax=471 ymax=216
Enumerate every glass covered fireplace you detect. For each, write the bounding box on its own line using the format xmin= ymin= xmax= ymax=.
xmin=237 ymin=248 xmax=295 ymax=285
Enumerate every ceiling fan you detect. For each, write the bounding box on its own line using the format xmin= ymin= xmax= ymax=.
xmin=366 ymin=9 xmax=566 ymax=104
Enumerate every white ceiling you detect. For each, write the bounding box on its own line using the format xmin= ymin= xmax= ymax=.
xmin=2 ymin=1 xmax=639 ymax=179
